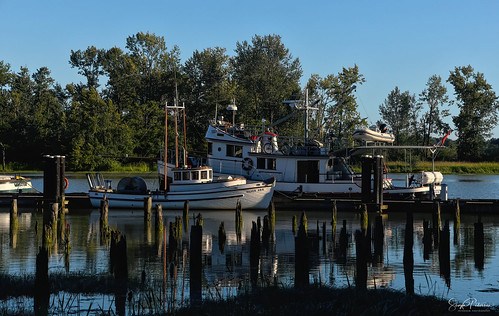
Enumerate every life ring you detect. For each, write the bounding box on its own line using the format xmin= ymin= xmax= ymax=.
xmin=63 ymin=177 xmax=69 ymax=190
xmin=242 ymin=158 xmax=253 ymax=171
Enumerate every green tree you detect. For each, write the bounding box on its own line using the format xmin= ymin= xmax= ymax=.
xmin=184 ymin=47 xmax=234 ymax=150
xmin=419 ymin=75 xmax=451 ymax=146
xmin=379 ymin=87 xmax=421 ymax=146
xmin=69 ymin=46 xmax=106 ymax=90
xmin=232 ymin=34 xmax=302 ymax=128
xmin=447 ymin=65 xmax=499 ymax=161
xmin=307 ymin=65 xmax=366 ymax=146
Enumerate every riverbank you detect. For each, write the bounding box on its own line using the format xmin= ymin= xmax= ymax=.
xmin=2 ymin=161 xmax=499 ymax=175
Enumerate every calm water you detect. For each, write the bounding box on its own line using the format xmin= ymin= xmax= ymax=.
xmin=1 ymin=173 xmax=498 ymax=312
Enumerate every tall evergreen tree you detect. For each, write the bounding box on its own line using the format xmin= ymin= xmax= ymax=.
xmin=447 ymin=65 xmax=499 ymax=161
xmin=419 ymin=75 xmax=451 ymax=146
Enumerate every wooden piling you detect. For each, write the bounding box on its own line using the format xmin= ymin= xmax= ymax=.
xmin=295 ymin=219 xmax=309 ymax=287
xmin=268 ymin=200 xmax=275 ymax=238
xmin=300 ymin=212 xmax=308 ymax=235
xmin=292 ymin=215 xmax=297 ymax=235
xmin=218 ymin=222 xmax=226 ymax=254
xmin=339 ymin=220 xmax=348 ymax=259
xmin=183 ymin=200 xmax=189 ymax=232
xmin=144 ymin=196 xmax=152 ymax=223
xmin=110 ymin=230 xmax=128 ymax=279
xmin=34 ymin=246 xmax=49 ymax=315
xmin=190 ymin=221 xmax=202 ymax=304
xmin=355 ymin=230 xmax=367 ymax=290
xmin=360 ymin=204 xmax=368 ymax=234
xmin=403 ymin=211 xmax=414 ymax=295
xmin=250 ymin=221 xmax=261 ymax=287
xmin=474 ymin=217 xmax=484 ymax=270
xmin=235 ymin=200 xmax=243 ymax=239
xmin=373 ymin=215 xmax=384 ymax=264
xmin=322 ymin=221 xmax=327 ymax=254
xmin=9 ymin=199 xmax=18 ymax=248
xmin=454 ymin=199 xmax=461 ymax=245
xmin=423 ymin=219 xmax=432 ymax=261
xmin=439 ymin=220 xmax=451 ymax=287
xmin=155 ymin=204 xmax=163 ymax=237
xmin=331 ymin=200 xmax=337 ymax=231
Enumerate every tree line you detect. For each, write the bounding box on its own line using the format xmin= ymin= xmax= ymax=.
xmin=0 ymin=32 xmax=498 ymax=171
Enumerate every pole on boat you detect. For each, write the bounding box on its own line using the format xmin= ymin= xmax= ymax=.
xmin=164 ymin=102 xmax=168 ymax=192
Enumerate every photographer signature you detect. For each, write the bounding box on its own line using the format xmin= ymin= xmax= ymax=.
xmin=448 ymin=297 xmax=492 ymax=312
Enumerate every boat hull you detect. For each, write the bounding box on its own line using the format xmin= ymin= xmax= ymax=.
xmin=89 ymin=181 xmax=275 ymax=210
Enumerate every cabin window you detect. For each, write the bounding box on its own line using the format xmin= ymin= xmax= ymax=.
xmin=207 ymin=142 xmax=213 ymax=155
xmin=209 ymin=170 xmax=212 ymax=179
xmin=191 ymin=171 xmax=199 ymax=180
xmin=226 ymin=144 xmax=243 ymax=157
xmin=267 ymin=158 xmax=276 ymax=170
xmin=182 ymin=171 xmax=190 ymax=180
xmin=257 ymin=158 xmax=266 ymax=169
xmin=201 ymin=171 xmax=208 ymax=179
xmin=174 ymin=172 xmax=181 ymax=181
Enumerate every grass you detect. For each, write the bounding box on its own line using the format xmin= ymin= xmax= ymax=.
xmin=385 ymin=161 xmax=499 ymax=174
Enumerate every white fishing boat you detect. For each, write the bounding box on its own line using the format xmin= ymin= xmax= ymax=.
xmin=89 ymin=100 xmax=275 ymax=210
xmin=0 ymin=174 xmax=34 ymax=193
xmin=353 ymin=124 xmax=395 ymax=144
xmin=187 ymin=92 xmax=445 ymax=201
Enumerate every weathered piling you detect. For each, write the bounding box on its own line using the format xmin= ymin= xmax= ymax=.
xmin=474 ymin=217 xmax=484 ymax=270
xmin=257 ymin=216 xmax=262 ymax=242
xmin=268 ymin=200 xmax=275 ymax=238
xmin=339 ymin=220 xmax=348 ymax=259
xmin=250 ymin=221 xmax=261 ymax=287
xmin=144 ymin=196 xmax=152 ymax=223
xmin=355 ymin=230 xmax=367 ymax=290
xmin=454 ymin=199 xmax=461 ymax=245
xmin=360 ymin=204 xmax=368 ymax=234
xmin=34 ymin=246 xmax=49 ymax=315
xmin=100 ymin=199 xmax=109 ymax=241
xmin=183 ymin=200 xmax=189 ymax=233
xmin=295 ymin=219 xmax=309 ymax=287
xmin=361 ymin=155 xmax=373 ymax=204
xmin=373 ymin=214 xmax=384 ymax=264
xmin=110 ymin=230 xmax=128 ymax=279
xmin=322 ymin=221 xmax=327 ymax=254
xmin=155 ymin=204 xmax=163 ymax=238
xmin=235 ymin=200 xmax=243 ymax=240
xmin=439 ymin=220 xmax=451 ymax=287
xmin=292 ymin=215 xmax=297 ymax=235
xmin=300 ymin=212 xmax=308 ymax=235
xmin=63 ymin=222 xmax=71 ymax=272
xmin=403 ymin=211 xmax=414 ymax=295
xmin=423 ymin=219 xmax=432 ymax=261
xmin=190 ymin=221 xmax=202 ymax=304
xmin=331 ymin=200 xmax=337 ymax=243
xmin=262 ymin=215 xmax=271 ymax=244
xmin=10 ymin=198 xmax=18 ymax=248
xmin=432 ymin=202 xmax=441 ymax=248
xmin=218 ymin=221 xmax=226 ymax=254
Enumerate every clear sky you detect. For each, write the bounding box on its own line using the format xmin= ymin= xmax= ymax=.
xmin=1 ymin=0 xmax=498 ymax=138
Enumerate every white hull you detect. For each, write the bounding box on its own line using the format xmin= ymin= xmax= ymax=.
xmin=89 ymin=180 xmax=275 ymax=210
xmin=0 ymin=175 xmax=33 ymax=193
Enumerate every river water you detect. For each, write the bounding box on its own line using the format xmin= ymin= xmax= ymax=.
xmin=1 ymin=173 xmax=498 ymax=312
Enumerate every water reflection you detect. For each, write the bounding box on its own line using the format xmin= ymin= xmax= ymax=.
xmin=1 ymin=206 xmax=499 ymax=312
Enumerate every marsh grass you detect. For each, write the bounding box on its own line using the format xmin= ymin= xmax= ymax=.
xmin=385 ymin=161 xmax=499 ymax=174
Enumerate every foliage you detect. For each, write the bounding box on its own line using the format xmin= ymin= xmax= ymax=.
xmin=447 ymin=65 xmax=499 ymax=161
xmin=232 ymin=34 xmax=302 ymax=134
xmin=379 ymin=87 xmax=421 ymax=146
xmin=418 ymin=75 xmax=451 ymax=146
xmin=307 ymin=65 xmax=366 ymax=148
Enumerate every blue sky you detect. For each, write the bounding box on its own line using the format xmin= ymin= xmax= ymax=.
xmin=1 ymin=0 xmax=498 ymax=138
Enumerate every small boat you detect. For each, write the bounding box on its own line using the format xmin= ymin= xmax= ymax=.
xmin=0 ymin=174 xmax=34 ymax=193
xmin=88 ymin=99 xmax=275 ymax=210
xmin=353 ymin=124 xmax=395 ymax=144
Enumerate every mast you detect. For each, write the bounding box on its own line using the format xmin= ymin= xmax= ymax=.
xmin=164 ymin=102 xmax=168 ymax=191
xmin=183 ymin=102 xmax=187 ymax=166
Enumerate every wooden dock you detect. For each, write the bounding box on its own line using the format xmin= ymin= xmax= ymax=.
xmin=0 ymin=192 xmax=497 ymax=213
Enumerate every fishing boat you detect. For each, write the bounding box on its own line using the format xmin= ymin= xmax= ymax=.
xmin=88 ymin=101 xmax=275 ymax=210
xmin=353 ymin=124 xmax=395 ymax=144
xmin=0 ymin=174 xmax=34 ymax=193
xmin=191 ymin=92 xmax=444 ymax=201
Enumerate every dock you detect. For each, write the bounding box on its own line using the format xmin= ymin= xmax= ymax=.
xmin=1 ymin=192 xmax=497 ymax=213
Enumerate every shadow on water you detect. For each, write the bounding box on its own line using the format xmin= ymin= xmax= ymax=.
xmin=1 ymin=201 xmax=499 ymax=313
